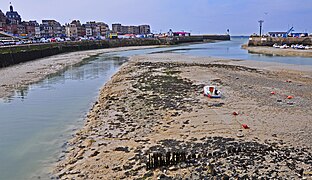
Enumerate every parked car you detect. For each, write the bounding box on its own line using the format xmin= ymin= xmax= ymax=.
xmin=49 ymin=38 xmax=56 ymax=42
xmin=79 ymin=37 xmax=88 ymax=41
xmin=40 ymin=38 xmax=48 ymax=43
xmin=55 ymin=37 xmax=64 ymax=42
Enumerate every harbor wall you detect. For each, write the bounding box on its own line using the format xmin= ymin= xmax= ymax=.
xmin=0 ymin=35 xmax=230 ymax=68
xmin=161 ymin=35 xmax=230 ymax=44
xmin=248 ymin=36 xmax=312 ymax=46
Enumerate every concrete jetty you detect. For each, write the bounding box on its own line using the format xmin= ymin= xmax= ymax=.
xmin=248 ymin=36 xmax=312 ymax=46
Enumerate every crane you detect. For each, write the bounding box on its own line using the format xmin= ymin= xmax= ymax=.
xmin=285 ymin=27 xmax=294 ymax=37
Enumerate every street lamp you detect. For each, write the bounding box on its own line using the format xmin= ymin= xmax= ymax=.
xmin=258 ymin=20 xmax=264 ymax=37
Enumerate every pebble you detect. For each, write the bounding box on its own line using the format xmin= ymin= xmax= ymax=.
xmin=237 ymin=132 xmax=245 ymax=138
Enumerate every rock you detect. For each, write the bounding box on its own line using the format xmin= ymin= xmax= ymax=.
xmin=183 ymin=120 xmax=190 ymax=124
xmin=123 ymin=164 xmax=133 ymax=170
xmin=112 ymin=166 xmax=122 ymax=172
xmin=89 ymin=150 xmax=100 ymax=157
xmin=143 ymin=171 xmax=154 ymax=178
xmin=169 ymin=166 xmax=178 ymax=171
xmin=207 ymin=164 xmax=216 ymax=176
xmin=222 ymin=174 xmax=230 ymax=180
xmin=114 ymin=146 xmax=130 ymax=152
xmin=180 ymin=162 xmax=187 ymax=168
xmin=157 ymin=174 xmax=170 ymax=180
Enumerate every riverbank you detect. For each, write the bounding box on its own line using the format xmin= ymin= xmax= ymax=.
xmin=0 ymin=45 xmax=160 ymax=99
xmin=242 ymin=44 xmax=312 ymax=57
xmin=54 ymin=53 xmax=312 ymax=179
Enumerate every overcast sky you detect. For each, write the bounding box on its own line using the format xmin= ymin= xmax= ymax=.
xmin=1 ymin=0 xmax=311 ymax=35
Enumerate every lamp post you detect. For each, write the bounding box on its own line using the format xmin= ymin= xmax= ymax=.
xmin=258 ymin=20 xmax=264 ymax=37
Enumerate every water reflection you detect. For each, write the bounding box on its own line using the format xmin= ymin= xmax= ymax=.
xmin=0 ymin=55 xmax=127 ymax=180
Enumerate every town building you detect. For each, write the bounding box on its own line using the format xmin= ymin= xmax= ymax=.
xmin=85 ymin=23 xmax=92 ymax=37
xmin=268 ymin=32 xmax=287 ymax=38
xmin=112 ymin=23 xmax=121 ymax=34
xmin=0 ymin=4 xmax=150 ymax=39
xmin=20 ymin=21 xmax=39 ymax=37
xmin=17 ymin=24 xmax=25 ymax=35
xmin=65 ymin=23 xmax=78 ymax=38
xmin=0 ymin=10 xmax=7 ymax=31
xmin=85 ymin=21 xmax=109 ymax=37
xmin=112 ymin=23 xmax=151 ymax=35
xmin=139 ymin=25 xmax=151 ymax=34
xmin=6 ymin=4 xmax=21 ymax=25
xmin=5 ymin=4 xmax=22 ymax=34
xmin=35 ymin=23 xmax=41 ymax=38
xmin=126 ymin=26 xmax=140 ymax=34
xmin=173 ymin=31 xmax=191 ymax=37
xmin=97 ymin=22 xmax=109 ymax=36
xmin=66 ymin=20 xmax=86 ymax=37
xmin=40 ymin=20 xmax=62 ymax=37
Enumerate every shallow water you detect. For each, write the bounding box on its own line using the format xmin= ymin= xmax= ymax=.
xmin=104 ymin=37 xmax=312 ymax=65
xmin=0 ymin=56 xmax=125 ymax=179
xmin=154 ymin=37 xmax=312 ymax=65
xmin=0 ymin=38 xmax=311 ymax=179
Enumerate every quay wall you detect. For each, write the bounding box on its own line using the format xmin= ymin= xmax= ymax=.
xmin=0 ymin=35 xmax=230 ymax=68
xmin=162 ymin=35 xmax=230 ymax=44
xmin=248 ymin=36 xmax=312 ymax=46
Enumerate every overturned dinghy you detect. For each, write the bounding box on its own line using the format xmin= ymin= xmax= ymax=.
xmin=203 ymin=86 xmax=221 ymax=98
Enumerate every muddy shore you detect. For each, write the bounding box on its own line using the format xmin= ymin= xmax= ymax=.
xmin=0 ymin=46 xmax=159 ymax=99
xmin=242 ymin=45 xmax=312 ymax=57
xmin=54 ymin=53 xmax=312 ymax=179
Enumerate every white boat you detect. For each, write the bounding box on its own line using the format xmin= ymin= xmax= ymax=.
xmin=203 ymin=86 xmax=221 ymax=98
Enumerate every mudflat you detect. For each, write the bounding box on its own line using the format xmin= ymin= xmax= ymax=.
xmin=54 ymin=53 xmax=312 ymax=179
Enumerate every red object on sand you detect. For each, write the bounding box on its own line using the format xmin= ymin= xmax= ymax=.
xmin=242 ymin=124 xmax=249 ymax=129
xmin=271 ymin=91 xmax=276 ymax=95
xmin=232 ymin=112 xmax=238 ymax=116
xmin=287 ymin=96 xmax=293 ymax=99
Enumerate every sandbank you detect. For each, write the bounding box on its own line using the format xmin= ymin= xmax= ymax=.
xmin=54 ymin=53 xmax=312 ymax=179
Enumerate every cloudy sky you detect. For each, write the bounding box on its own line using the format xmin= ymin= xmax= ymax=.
xmin=1 ymin=0 xmax=311 ymax=35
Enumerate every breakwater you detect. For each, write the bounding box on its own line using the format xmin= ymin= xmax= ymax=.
xmin=0 ymin=35 xmax=230 ymax=68
xmin=248 ymin=36 xmax=312 ymax=46
xmin=162 ymin=35 xmax=230 ymax=44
